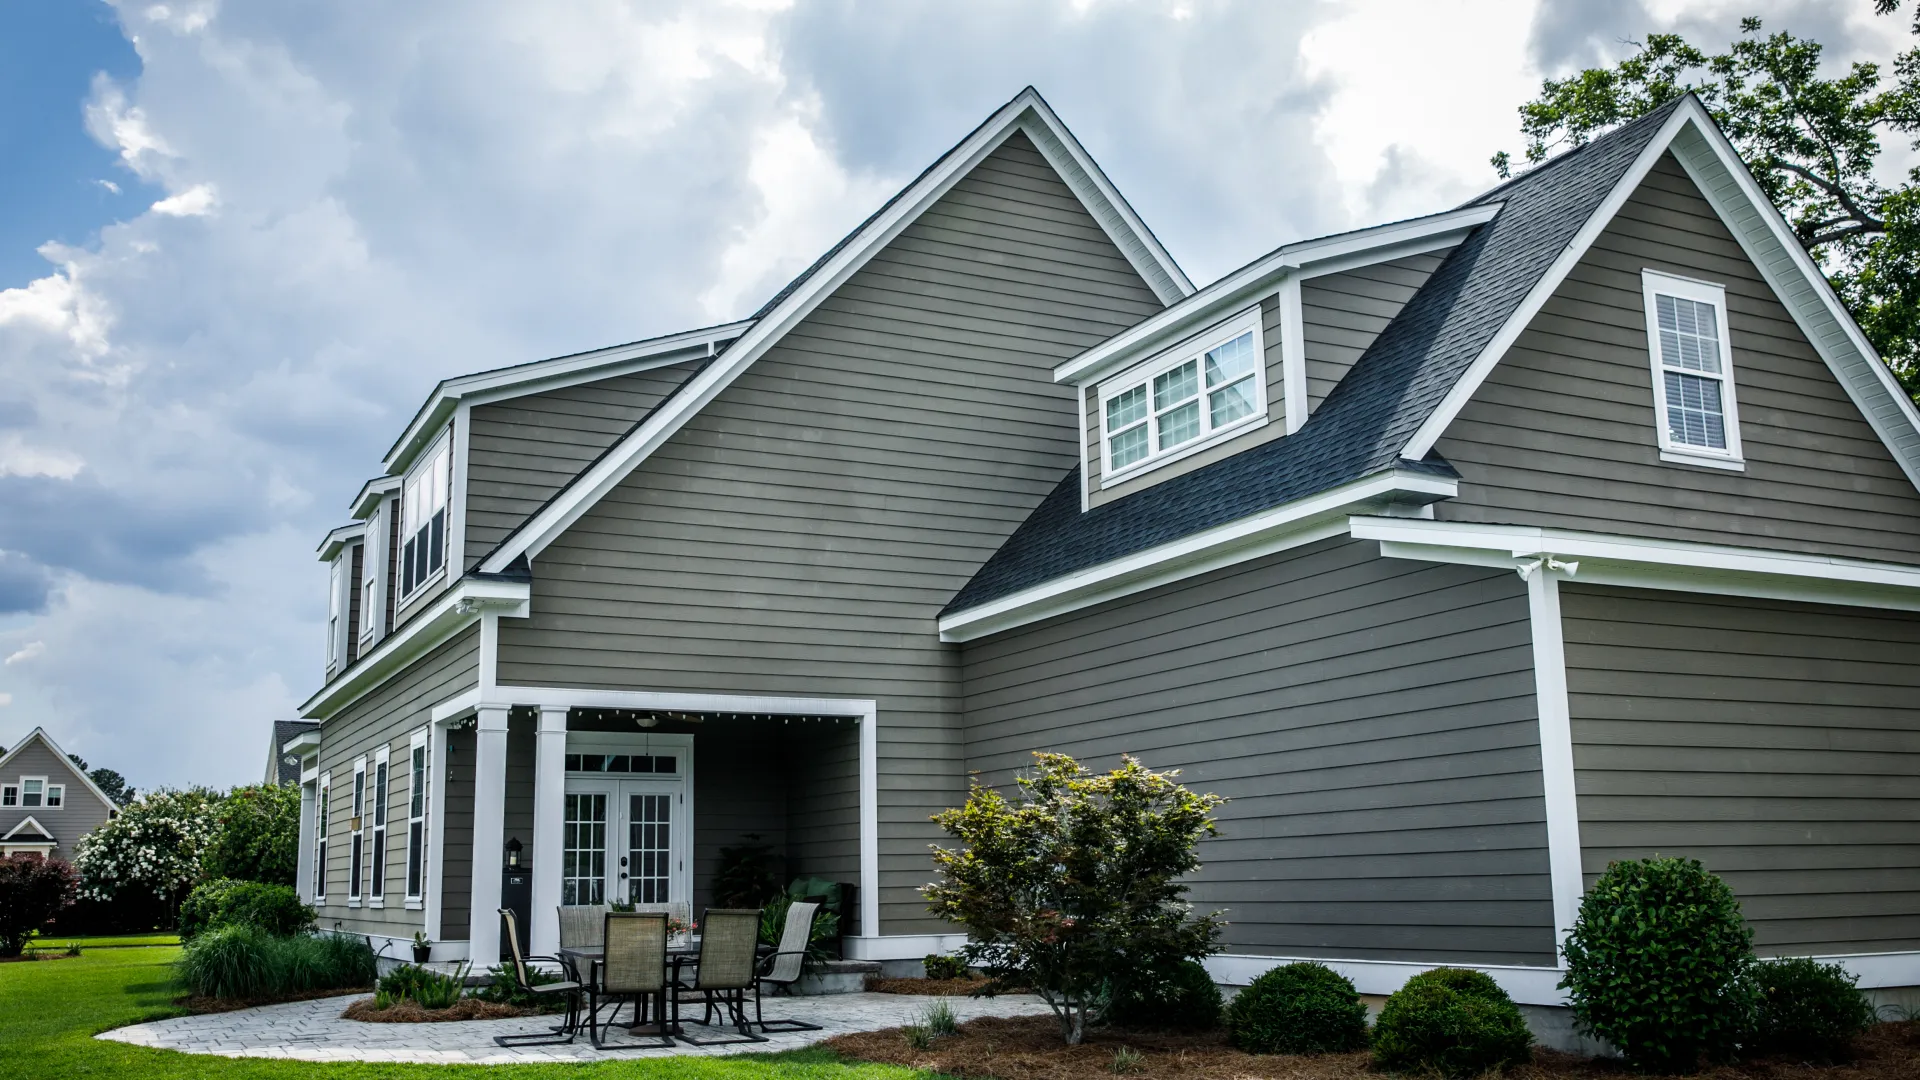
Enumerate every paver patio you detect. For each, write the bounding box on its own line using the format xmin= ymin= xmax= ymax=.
xmin=100 ymin=991 xmax=1054 ymax=1064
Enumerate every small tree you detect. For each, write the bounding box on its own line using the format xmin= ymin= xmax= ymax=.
xmin=0 ymin=855 xmax=79 ymax=956
xmin=73 ymin=787 xmax=224 ymax=926
xmin=203 ymin=784 xmax=301 ymax=885
xmin=924 ymin=753 xmax=1225 ymax=1045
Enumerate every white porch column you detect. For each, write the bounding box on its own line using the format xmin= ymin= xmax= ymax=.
xmin=529 ymin=704 xmax=569 ymax=957
xmin=295 ymin=779 xmax=317 ymax=903
xmin=467 ymin=704 xmax=510 ymax=964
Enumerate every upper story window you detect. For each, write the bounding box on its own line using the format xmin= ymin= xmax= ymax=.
xmin=360 ymin=500 xmax=385 ymax=642
xmin=399 ymin=433 xmax=451 ymax=602
xmin=20 ymin=778 xmax=44 ymax=807
xmin=1100 ymin=309 xmax=1265 ymax=481
xmin=1642 ymin=270 xmax=1743 ymax=470
xmin=327 ymin=556 xmax=344 ymax=667
xmin=1 ymin=785 xmax=15 ymax=807
xmin=45 ymin=784 xmax=62 ymax=808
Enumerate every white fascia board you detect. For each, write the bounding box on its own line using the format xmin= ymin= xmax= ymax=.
xmin=938 ymin=470 xmax=1458 ymax=643
xmin=1353 ymin=516 xmax=1920 ymax=609
xmin=381 ymin=321 xmax=753 ymax=475
xmin=1052 ymin=203 xmax=1502 ymax=386
xmin=0 ymin=727 xmax=122 ymax=812
xmin=299 ymin=576 xmax=530 ymax=720
xmin=282 ymin=730 xmax=322 ymax=761
xmin=349 ymin=476 xmax=400 ymax=519
xmin=479 ymin=90 xmax=1187 ymax=575
xmin=315 ymin=522 xmax=367 ymax=562
xmin=3 ymin=816 xmax=54 ymax=840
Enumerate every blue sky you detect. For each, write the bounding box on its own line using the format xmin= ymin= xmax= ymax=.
xmin=0 ymin=0 xmax=1903 ymax=792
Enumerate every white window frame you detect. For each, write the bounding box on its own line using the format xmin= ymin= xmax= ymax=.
xmin=1 ymin=785 xmax=15 ymax=807
xmin=314 ymin=773 xmax=330 ymax=905
xmin=397 ymin=430 xmax=452 ymax=606
xmin=369 ymin=746 xmax=389 ymax=907
xmin=45 ymin=784 xmax=62 ymax=809
xmin=404 ymin=728 xmax=429 ymax=909
xmin=326 ymin=556 xmax=344 ymax=668
xmin=20 ymin=777 xmax=45 ymax=809
xmin=1097 ymin=307 xmax=1267 ymax=485
xmin=348 ymin=757 xmax=366 ymax=906
xmin=1642 ymin=269 xmax=1744 ymax=471
xmin=359 ymin=500 xmax=387 ymax=646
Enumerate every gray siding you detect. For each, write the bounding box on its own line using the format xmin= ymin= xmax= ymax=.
xmin=464 ymin=363 xmax=701 ymax=567
xmin=1436 ymin=153 xmax=1920 ymax=564
xmin=784 ymin=721 xmax=860 ymax=921
xmin=0 ymin=736 xmax=114 ymax=856
xmin=959 ymin=538 xmax=1556 ymax=965
xmin=1302 ymin=251 xmax=1449 ymax=415
xmin=440 ymin=726 xmax=474 ymax=943
xmin=497 ymin=131 xmax=1165 ymax=935
xmin=1562 ymin=584 xmax=1920 ymax=956
xmin=319 ymin=624 xmax=479 ymax=938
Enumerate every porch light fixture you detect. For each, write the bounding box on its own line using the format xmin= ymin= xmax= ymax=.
xmin=505 ymin=837 xmax=522 ymax=869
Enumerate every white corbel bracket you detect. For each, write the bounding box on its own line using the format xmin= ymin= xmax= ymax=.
xmin=1514 ymin=555 xmax=1579 ymax=581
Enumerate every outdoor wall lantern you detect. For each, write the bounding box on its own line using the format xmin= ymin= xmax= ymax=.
xmin=505 ymin=836 xmax=522 ymax=870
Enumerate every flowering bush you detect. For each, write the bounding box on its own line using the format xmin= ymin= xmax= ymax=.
xmin=73 ymin=787 xmax=223 ymax=924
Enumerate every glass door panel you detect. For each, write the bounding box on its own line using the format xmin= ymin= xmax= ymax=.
xmin=561 ymin=792 xmax=608 ymax=905
xmin=625 ymin=792 xmax=673 ymax=904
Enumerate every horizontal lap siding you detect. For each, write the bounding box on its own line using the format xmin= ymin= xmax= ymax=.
xmin=1562 ymin=585 xmax=1920 ymax=955
xmin=0 ymin=739 xmax=113 ymax=856
xmin=464 ymin=364 xmax=700 ymax=567
xmin=498 ymin=132 xmax=1165 ymax=935
xmin=1436 ymin=153 xmax=1920 ymax=564
xmin=959 ymin=537 xmax=1556 ymax=965
xmin=319 ymin=625 xmax=479 ymax=938
xmin=1302 ymin=252 xmax=1448 ymax=416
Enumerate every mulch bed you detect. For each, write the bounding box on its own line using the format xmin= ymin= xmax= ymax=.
xmin=867 ymin=974 xmax=998 ymax=996
xmin=342 ymin=997 xmax=530 ymax=1023
xmin=178 ymin=987 xmax=374 ymax=1014
xmin=825 ymin=1013 xmax=1920 ymax=1080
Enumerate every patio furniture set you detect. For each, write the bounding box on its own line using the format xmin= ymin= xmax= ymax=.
xmin=493 ymin=900 xmax=823 ymax=1050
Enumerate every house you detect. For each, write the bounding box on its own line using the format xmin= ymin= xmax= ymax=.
xmin=0 ymin=728 xmax=118 ymax=859
xmin=293 ymin=88 xmax=1919 ymax=1021
xmin=266 ymin=720 xmax=319 ymax=785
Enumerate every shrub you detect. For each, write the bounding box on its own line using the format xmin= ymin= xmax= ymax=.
xmin=1111 ymin=958 xmax=1223 ymax=1032
xmin=923 ymin=953 xmax=969 ymax=981
xmin=473 ymin=965 xmax=570 ymax=1013
xmin=176 ymin=926 xmax=376 ymax=1000
xmin=711 ymin=835 xmax=780 ymax=908
xmin=202 ymin=784 xmax=301 ymax=886
xmin=1560 ymin=857 xmax=1755 ymax=1072
xmin=925 ymin=753 xmax=1225 ymax=1045
xmin=179 ymin=879 xmax=313 ymax=939
xmin=0 ymin=855 xmax=78 ymax=957
xmin=1225 ymin=962 xmax=1368 ymax=1055
xmin=378 ymin=963 xmax=468 ymax=1010
xmin=1749 ymin=957 xmax=1876 ymax=1063
xmin=1372 ymin=969 xmax=1533 ymax=1078
xmin=73 ymin=787 xmax=223 ymax=924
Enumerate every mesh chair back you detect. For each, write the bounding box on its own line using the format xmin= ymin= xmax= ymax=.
xmin=601 ymin=912 xmax=668 ymax=994
xmin=694 ymin=909 xmax=761 ymax=990
xmin=767 ymin=901 xmax=818 ymax=985
xmin=499 ymin=908 xmax=530 ymax=988
xmin=632 ymin=901 xmax=692 ymax=925
xmin=558 ymin=904 xmax=608 ymax=949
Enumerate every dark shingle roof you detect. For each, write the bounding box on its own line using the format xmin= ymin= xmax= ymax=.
xmin=944 ymin=101 xmax=1680 ymax=615
xmin=270 ymin=719 xmax=318 ymax=784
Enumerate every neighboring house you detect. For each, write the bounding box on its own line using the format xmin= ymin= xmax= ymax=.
xmin=267 ymin=720 xmax=319 ymax=785
xmin=0 ymin=728 xmax=118 ymax=859
xmin=295 ymin=88 xmax=1919 ymax=1017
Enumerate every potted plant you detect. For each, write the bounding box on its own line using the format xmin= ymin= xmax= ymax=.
xmin=411 ymin=931 xmax=432 ymax=964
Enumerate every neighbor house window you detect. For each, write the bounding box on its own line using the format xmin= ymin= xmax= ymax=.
xmin=314 ymin=774 xmax=330 ymax=904
xmin=45 ymin=785 xmax=62 ymax=808
xmin=348 ymin=758 xmax=366 ymax=903
xmin=1642 ymin=270 xmax=1743 ymax=468
xmin=21 ymin=779 xmax=43 ymax=808
xmin=1 ymin=785 xmax=15 ymax=807
xmin=370 ymin=747 xmax=389 ymax=905
xmin=404 ymin=730 xmax=429 ymax=906
xmin=1099 ymin=308 xmax=1266 ymax=481
xmin=399 ymin=433 xmax=451 ymax=601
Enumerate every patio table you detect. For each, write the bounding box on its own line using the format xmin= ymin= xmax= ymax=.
xmin=559 ymin=941 xmax=703 ymax=1036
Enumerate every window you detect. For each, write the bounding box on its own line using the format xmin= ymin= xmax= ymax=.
xmin=404 ymin=731 xmax=429 ymax=906
xmin=370 ymin=747 xmax=389 ymax=904
xmin=327 ymin=556 xmax=343 ymax=667
xmin=45 ymin=785 xmax=62 ymax=809
xmin=348 ymin=759 xmax=366 ymax=903
xmin=360 ymin=502 xmax=385 ymax=642
xmin=21 ymin=779 xmax=43 ymax=808
xmin=314 ymin=774 xmax=330 ymax=904
xmin=1100 ymin=309 xmax=1266 ymax=480
xmin=1642 ymin=270 xmax=1743 ymax=468
xmin=399 ymin=433 xmax=451 ymax=601
xmin=1 ymin=786 xmax=14 ymax=807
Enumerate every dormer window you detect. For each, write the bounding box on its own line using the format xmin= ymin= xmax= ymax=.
xmin=1642 ymin=270 xmax=1743 ymax=470
xmin=1100 ymin=309 xmax=1266 ymax=480
xmin=400 ymin=433 xmax=451 ymax=601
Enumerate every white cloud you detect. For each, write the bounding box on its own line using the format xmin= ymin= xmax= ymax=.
xmin=0 ymin=438 xmax=84 ymax=480
xmin=0 ymin=266 xmax=112 ymax=360
xmin=96 ymin=179 xmax=122 ymax=195
xmin=84 ymin=78 xmax=174 ymax=177
xmin=5 ymin=641 xmax=44 ymax=666
xmin=0 ymin=693 xmax=12 ymax=708
xmin=150 ymin=182 xmax=218 ymax=217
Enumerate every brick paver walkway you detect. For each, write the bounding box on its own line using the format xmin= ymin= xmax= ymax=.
xmin=100 ymin=991 xmax=1052 ymax=1064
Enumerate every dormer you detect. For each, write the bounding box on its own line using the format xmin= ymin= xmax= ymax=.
xmin=1057 ymin=202 xmax=1500 ymax=509
xmin=317 ymin=522 xmax=366 ymax=682
xmin=350 ymin=475 xmax=401 ymax=651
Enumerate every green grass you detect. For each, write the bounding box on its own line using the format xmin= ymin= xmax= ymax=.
xmin=28 ymin=932 xmax=183 ymax=950
xmin=0 ymin=943 xmax=930 ymax=1080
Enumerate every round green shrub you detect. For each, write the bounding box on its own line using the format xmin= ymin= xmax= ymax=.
xmin=1371 ymin=970 xmax=1533 ymax=1078
xmin=178 ymin=878 xmax=242 ymax=939
xmin=923 ymin=953 xmax=969 ymax=981
xmin=179 ymin=878 xmax=313 ymax=939
xmin=1225 ymin=962 xmax=1368 ymax=1054
xmin=1750 ymin=957 xmax=1876 ymax=1063
xmin=1111 ymin=959 xmax=1223 ymax=1031
xmin=1560 ymin=857 xmax=1755 ymax=1072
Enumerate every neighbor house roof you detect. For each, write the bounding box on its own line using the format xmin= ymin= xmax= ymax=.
xmin=268 ymin=719 xmax=318 ymax=785
xmin=0 ymin=727 xmax=120 ymax=812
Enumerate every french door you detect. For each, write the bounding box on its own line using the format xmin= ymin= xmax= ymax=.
xmin=562 ymin=778 xmax=687 ymax=907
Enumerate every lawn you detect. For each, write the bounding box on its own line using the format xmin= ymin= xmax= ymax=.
xmin=0 ymin=939 xmax=938 ymax=1080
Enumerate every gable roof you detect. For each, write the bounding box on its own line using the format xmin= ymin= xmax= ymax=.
xmin=0 ymin=727 xmax=119 ymax=811
xmin=268 ymin=719 xmax=318 ymax=784
xmin=3 ymin=816 xmax=54 ymax=841
xmin=475 ymin=87 xmax=1192 ymax=575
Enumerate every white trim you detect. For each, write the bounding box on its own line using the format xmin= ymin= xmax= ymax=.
xmin=1205 ymin=954 xmax=1568 ymax=1004
xmin=403 ymin=727 xmax=429 ymax=909
xmin=858 ymin=701 xmax=879 ymax=940
xmin=1659 ymin=449 xmax=1745 ymax=471
xmin=467 ymin=703 xmax=510 ymax=963
xmin=424 ymin=719 xmax=448 ymax=940
xmin=1641 ymin=269 xmax=1744 ymax=467
xmin=299 ymin=575 xmax=528 ymax=719
xmin=395 ymin=427 xmax=453 ymax=609
xmin=0 ymin=728 xmax=119 ymax=812
xmin=448 ymin=402 xmax=470 ymax=586
xmin=315 ymin=521 xmax=367 ymax=562
xmin=1812 ymin=950 xmax=1920 ymax=988
xmin=1096 ymin=307 xmax=1267 ymax=486
xmin=938 ymin=470 xmax=1457 ymax=642
xmin=844 ymin=933 xmax=969 ymax=961
xmin=358 ymin=496 xmax=389 ymax=648
xmin=1077 ymin=383 xmax=1091 ymax=512
xmin=478 ymin=89 xmax=1190 ymax=576
xmin=529 ymin=704 xmax=567 ymax=956
xmin=1525 ymin=568 xmax=1584 ymax=962
xmin=383 ymin=321 xmax=752 ymax=475
xmin=1278 ymin=276 xmax=1307 ymax=433
xmin=348 ymin=756 xmax=367 ymax=903
xmin=1053 ymin=203 xmax=1500 ymax=386
xmin=370 ymin=744 xmax=391 ymax=906
xmin=296 ymin=779 xmax=315 ymax=902
xmin=16 ymin=776 xmax=46 ymax=810
xmin=349 ymin=475 xmax=400 ymax=520
xmin=314 ymin=771 xmax=331 ymax=906
xmin=2 ymin=815 xmax=54 ymax=840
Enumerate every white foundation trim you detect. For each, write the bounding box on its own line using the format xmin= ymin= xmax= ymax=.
xmin=1206 ymin=954 xmax=1567 ymax=1004
xmin=844 ymin=933 xmax=970 ymax=961
xmin=1526 ymin=568 xmax=1584 ymax=960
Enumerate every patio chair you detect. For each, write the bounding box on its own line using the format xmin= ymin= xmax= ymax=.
xmin=588 ymin=912 xmax=675 ymax=1050
xmin=753 ymin=900 xmax=822 ymax=1032
xmin=492 ymin=908 xmax=587 ymax=1047
xmin=631 ymin=901 xmax=692 ymax=926
xmin=671 ymin=908 xmax=769 ymax=1045
xmin=559 ymin=904 xmax=610 ymax=950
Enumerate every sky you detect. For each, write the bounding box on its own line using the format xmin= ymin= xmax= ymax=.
xmin=0 ymin=0 xmax=1906 ymax=792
